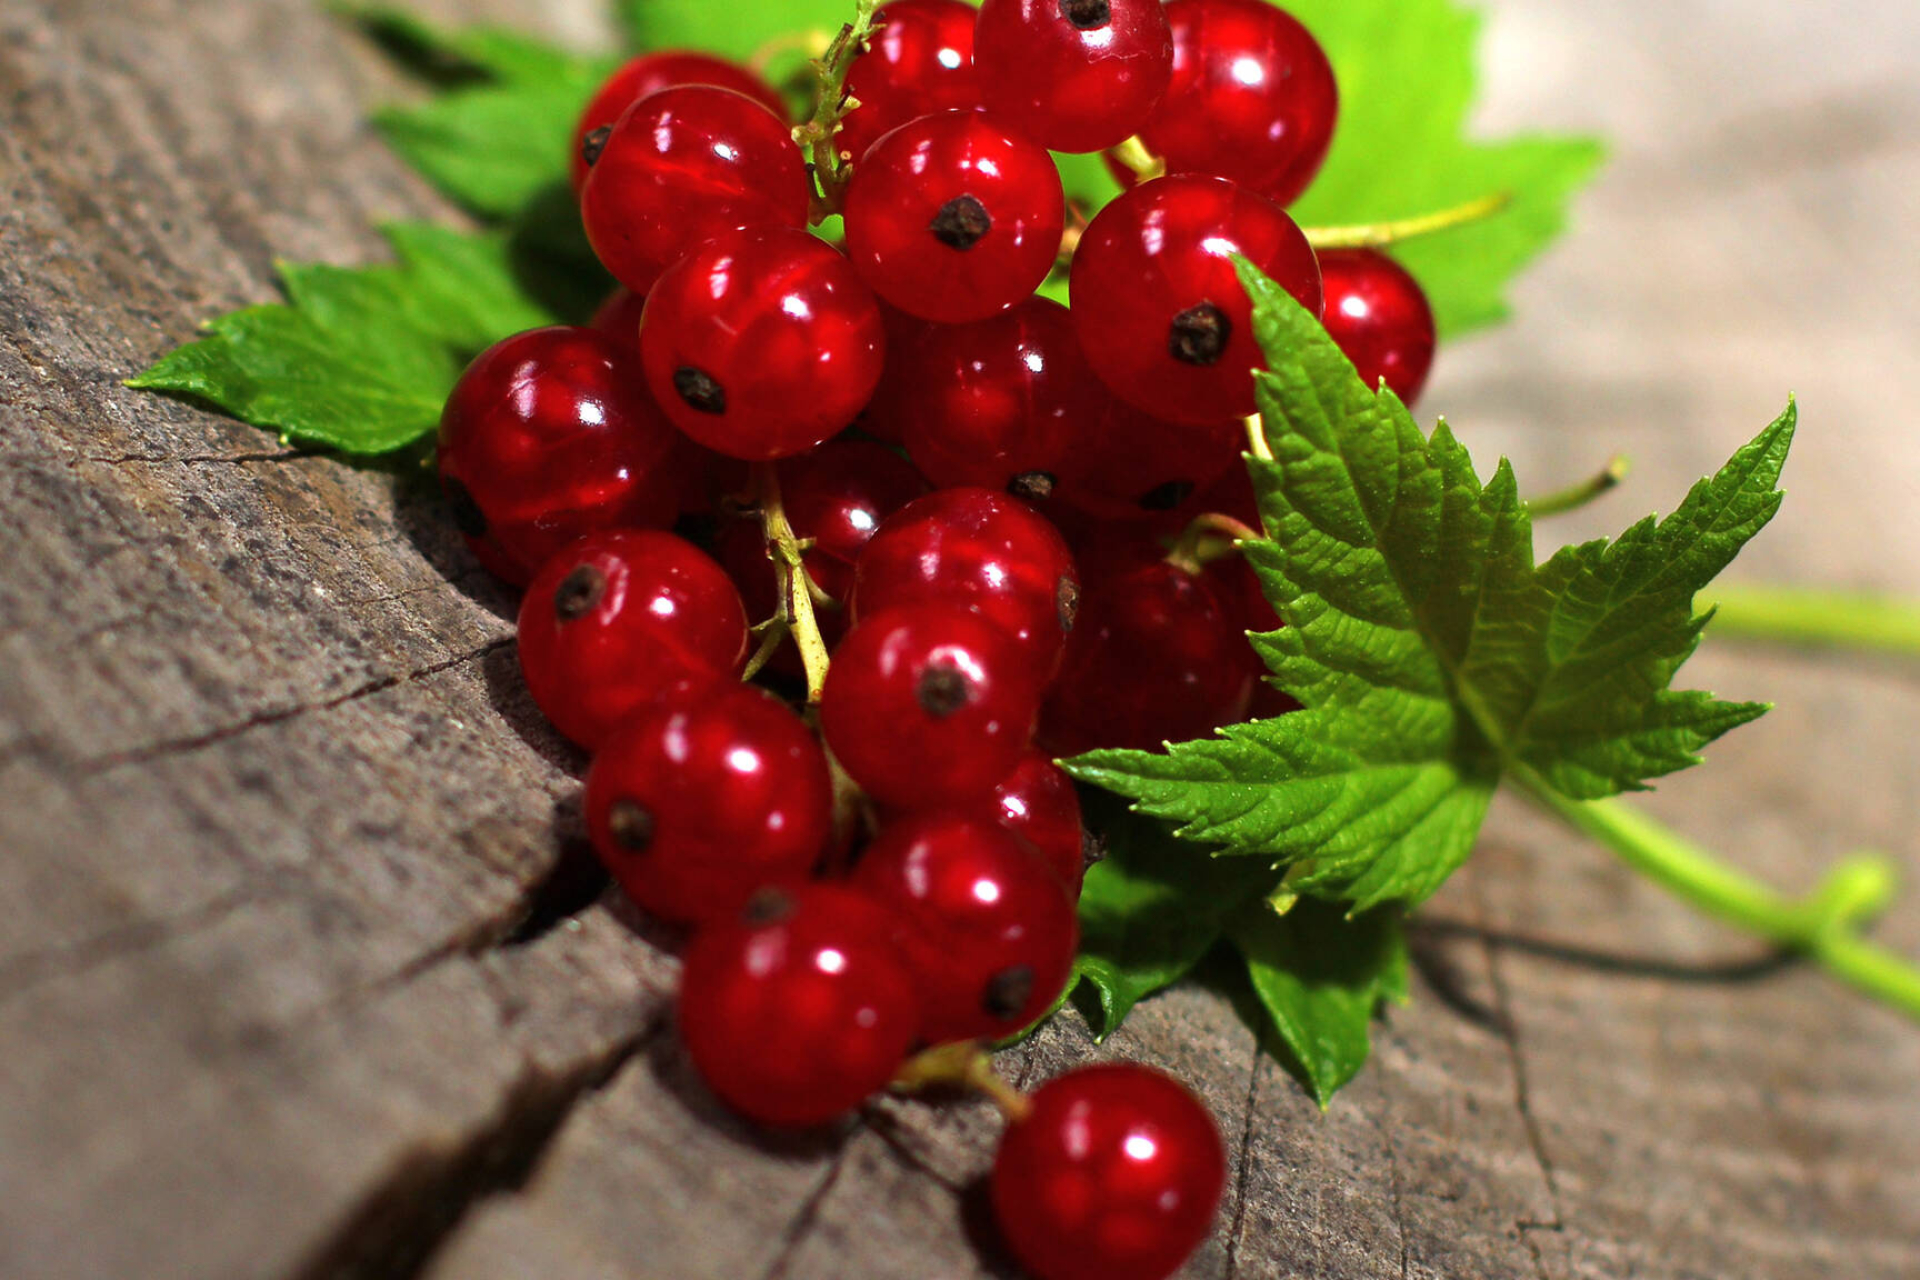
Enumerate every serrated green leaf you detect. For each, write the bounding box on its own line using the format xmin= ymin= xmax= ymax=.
xmin=1067 ymin=264 xmax=1790 ymax=909
xmin=129 ymin=226 xmax=560 ymax=454
xmin=1284 ymin=0 xmax=1604 ymax=335
xmin=1229 ymin=898 xmax=1408 ymax=1108
xmin=1072 ymin=795 xmax=1274 ymax=1037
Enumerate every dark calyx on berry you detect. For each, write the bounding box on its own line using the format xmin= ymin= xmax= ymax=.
xmin=740 ymin=885 xmax=797 ymax=925
xmin=606 ymin=798 xmax=656 ymax=851
xmin=1010 ymin=471 xmax=1056 ymax=502
xmin=673 ymin=367 xmax=727 ymax=415
xmin=553 ymin=564 xmax=607 ymax=621
xmin=1056 ymin=575 xmax=1080 ymax=632
xmin=1138 ymin=479 xmax=1195 ymax=511
xmin=917 ymin=661 xmax=977 ymax=718
xmin=442 ymin=476 xmax=487 ymax=537
xmin=581 ymin=124 xmax=613 ymax=168
xmin=983 ymin=964 xmax=1036 ymax=1019
xmin=1169 ymin=302 xmax=1231 ymax=365
xmin=930 ymin=193 xmax=993 ymax=250
xmin=1059 ymin=0 xmax=1112 ymax=29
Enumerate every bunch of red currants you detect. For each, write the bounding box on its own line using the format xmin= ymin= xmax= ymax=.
xmin=435 ymin=1 xmax=1437 ymax=1276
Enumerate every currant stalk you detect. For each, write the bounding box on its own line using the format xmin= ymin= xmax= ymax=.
xmin=891 ymin=1040 xmax=1034 ymax=1122
xmin=1301 ymin=192 xmax=1511 ymax=250
xmin=793 ymin=0 xmax=886 ymax=219
xmin=1704 ymin=586 xmax=1920 ymax=658
xmin=1524 ymin=454 xmax=1632 ymax=517
xmin=749 ymin=462 xmax=835 ymax=704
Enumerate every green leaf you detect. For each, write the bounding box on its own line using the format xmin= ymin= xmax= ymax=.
xmin=1229 ymin=898 xmax=1409 ymax=1108
xmin=129 ymin=225 xmax=559 ymax=454
xmin=1067 ymin=263 xmax=1788 ymax=910
xmin=1073 ymin=795 xmax=1274 ymax=1038
xmin=618 ymin=0 xmax=850 ymax=61
xmin=1283 ymin=0 xmax=1604 ymax=335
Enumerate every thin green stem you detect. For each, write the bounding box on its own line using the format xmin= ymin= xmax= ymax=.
xmin=1107 ymin=135 xmax=1166 ymax=183
xmin=1302 ymin=192 xmax=1512 ymax=251
xmin=1513 ymin=770 xmax=1920 ymax=1021
xmin=1704 ymin=585 xmax=1920 ymax=658
xmin=1524 ymin=454 xmax=1631 ymax=518
xmin=792 ymin=0 xmax=883 ymax=220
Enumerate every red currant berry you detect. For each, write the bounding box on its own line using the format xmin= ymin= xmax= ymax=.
xmin=1318 ymin=247 xmax=1438 ymax=407
xmin=1040 ymin=546 xmax=1252 ymax=755
xmin=992 ymin=1064 xmax=1226 ymax=1280
xmin=641 ymin=227 xmax=888 ymax=460
xmin=585 ymin=682 xmax=831 ymax=924
xmin=844 ymin=110 xmax=1065 ymax=324
xmin=978 ymin=750 xmax=1087 ymax=894
xmin=838 ymin=0 xmax=981 ymax=164
xmin=853 ymin=487 xmax=1080 ymax=681
xmin=572 ymin=52 xmax=787 ymax=193
xmin=679 ymin=885 xmax=920 ymax=1128
xmin=1053 ymin=399 xmax=1242 ymax=523
xmin=1122 ymin=0 xmax=1338 ymax=208
xmin=589 ymin=286 xmax=650 ymax=350
xmin=974 ymin=0 xmax=1174 ymax=154
xmin=886 ymin=297 xmax=1104 ymax=496
xmin=852 ymin=811 xmax=1078 ymax=1043
xmin=516 ymin=530 xmax=749 ymax=749
xmin=437 ymin=326 xmax=678 ymax=585
xmin=820 ymin=604 xmax=1041 ymax=809
xmin=581 ymin=85 xmax=809 ymax=293
xmin=852 ymin=303 xmax=933 ymax=445
xmin=1071 ymin=174 xmax=1322 ymax=424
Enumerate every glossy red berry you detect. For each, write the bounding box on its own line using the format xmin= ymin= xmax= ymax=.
xmin=581 ymin=85 xmax=809 ymax=292
xmin=854 ymin=487 xmax=1080 ymax=681
xmin=1071 ymin=174 xmax=1323 ymax=424
xmin=838 ymin=0 xmax=981 ymax=163
xmin=820 ymin=604 xmax=1041 ymax=809
xmin=437 ymin=326 xmax=678 ymax=585
xmin=679 ymin=885 xmax=920 ymax=1128
xmin=977 ymin=751 xmax=1087 ymax=894
xmin=974 ymin=0 xmax=1174 ymax=154
xmin=1124 ymin=0 xmax=1338 ymax=208
xmin=589 ymin=286 xmax=650 ymax=349
xmin=572 ymin=52 xmax=787 ymax=193
xmin=516 ymin=530 xmax=749 ymax=749
xmin=884 ymin=297 xmax=1104 ymax=496
xmin=1041 ymin=548 xmax=1253 ymax=755
xmin=585 ymin=683 xmax=831 ymax=924
xmin=992 ymin=1064 xmax=1226 ymax=1280
xmin=1053 ymin=399 xmax=1242 ymax=524
xmin=852 ymin=811 xmax=1078 ymax=1043
xmin=1318 ymin=247 xmax=1438 ymax=406
xmin=844 ymin=110 xmax=1065 ymax=324
xmin=641 ymin=227 xmax=888 ymax=460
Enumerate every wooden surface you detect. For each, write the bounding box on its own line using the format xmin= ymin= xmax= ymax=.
xmin=1 ymin=1 xmax=1917 ymax=1277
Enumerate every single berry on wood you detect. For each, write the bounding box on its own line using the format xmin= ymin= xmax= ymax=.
xmin=571 ymin=51 xmax=788 ymax=193
xmin=820 ymin=603 xmax=1041 ymax=809
xmin=1040 ymin=543 xmax=1253 ymax=755
xmin=436 ymin=326 xmax=678 ymax=585
xmin=991 ymin=1064 xmax=1226 ymax=1280
xmin=852 ymin=811 xmax=1078 ymax=1043
xmin=584 ymin=682 xmax=832 ymax=924
xmin=974 ymin=0 xmax=1175 ymax=154
xmin=679 ymin=885 xmax=920 ymax=1128
xmin=837 ymin=0 xmax=982 ymax=164
xmin=844 ymin=109 xmax=1065 ymax=324
xmin=1318 ymin=247 xmax=1438 ymax=407
xmin=1071 ymin=174 xmax=1322 ymax=424
xmin=640 ymin=226 xmax=887 ymax=460
xmin=581 ymin=85 xmax=809 ymax=292
xmin=1117 ymin=0 xmax=1338 ymax=208
xmin=853 ymin=486 xmax=1080 ymax=681
xmin=516 ymin=530 xmax=748 ymax=749
xmin=890 ymin=297 xmax=1104 ymax=496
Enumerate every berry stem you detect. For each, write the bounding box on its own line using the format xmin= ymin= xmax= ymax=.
xmin=1165 ymin=511 xmax=1263 ymax=575
xmin=1701 ymin=586 xmax=1920 ymax=659
xmin=792 ymin=0 xmax=885 ymax=220
xmin=1302 ymin=192 xmax=1512 ymax=251
xmin=1513 ymin=768 xmax=1920 ymax=1022
xmin=1107 ymin=135 xmax=1167 ymax=184
xmin=892 ymin=1041 xmax=1035 ymax=1123
xmin=1243 ymin=414 xmax=1274 ymax=462
xmin=750 ymin=462 xmax=834 ymax=704
xmin=1525 ymin=453 xmax=1632 ymax=518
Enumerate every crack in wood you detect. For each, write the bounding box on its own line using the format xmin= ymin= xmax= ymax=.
xmin=1220 ymin=1044 xmax=1265 ymax=1280
xmin=757 ymin=1141 xmax=855 ymax=1280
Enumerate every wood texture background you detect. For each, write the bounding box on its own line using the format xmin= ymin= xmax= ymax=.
xmin=2 ymin=1 xmax=1916 ymax=1277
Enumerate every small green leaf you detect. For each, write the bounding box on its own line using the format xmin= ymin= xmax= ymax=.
xmin=1073 ymin=795 xmax=1274 ymax=1037
xmin=130 ymin=226 xmax=559 ymax=455
xmin=1067 ymin=263 xmax=1789 ymax=910
xmin=618 ymin=0 xmax=850 ymax=61
xmin=1229 ymin=898 xmax=1409 ymax=1108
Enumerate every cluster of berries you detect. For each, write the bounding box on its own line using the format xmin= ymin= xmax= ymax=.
xmin=434 ymin=1 xmax=1438 ymax=1275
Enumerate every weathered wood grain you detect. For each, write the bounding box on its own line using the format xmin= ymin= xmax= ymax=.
xmin=0 ymin=0 xmax=1915 ymax=1278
